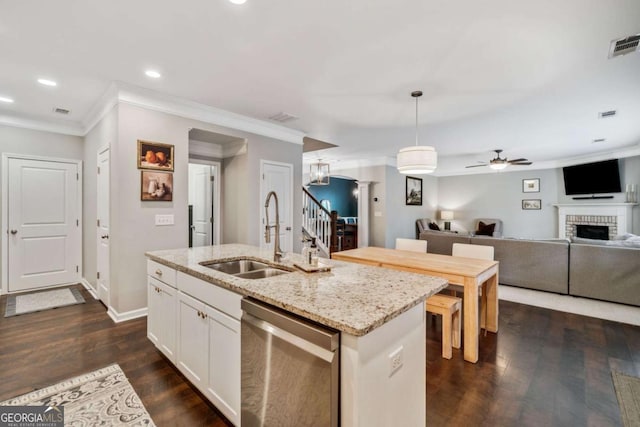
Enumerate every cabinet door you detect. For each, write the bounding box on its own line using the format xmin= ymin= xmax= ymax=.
xmin=177 ymin=291 xmax=208 ymax=391
xmin=147 ymin=278 xmax=161 ymax=347
xmin=206 ymin=305 xmax=241 ymax=426
xmin=158 ymin=281 xmax=177 ymax=364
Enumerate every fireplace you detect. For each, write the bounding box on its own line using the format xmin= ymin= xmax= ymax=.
xmin=556 ymin=203 xmax=635 ymax=240
xmin=575 ymin=224 xmax=609 ymax=240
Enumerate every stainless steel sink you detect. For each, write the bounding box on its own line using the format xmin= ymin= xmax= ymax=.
xmin=199 ymin=258 xmax=292 ymax=280
xmin=200 ymin=259 xmax=270 ymax=274
xmin=235 ymin=268 xmax=290 ymax=280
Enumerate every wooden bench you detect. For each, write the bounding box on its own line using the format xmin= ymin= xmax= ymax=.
xmin=426 ymin=294 xmax=462 ymax=359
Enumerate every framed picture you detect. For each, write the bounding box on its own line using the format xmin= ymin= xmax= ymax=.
xmin=138 ymin=140 xmax=174 ymax=171
xmin=141 ymin=171 xmax=173 ymax=201
xmin=406 ymin=176 xmax=422 ymax=206
xmin=522 ymin=199 xmax=541 ymax=210
xmin=522 ymin=178 xmax=540 ymax=193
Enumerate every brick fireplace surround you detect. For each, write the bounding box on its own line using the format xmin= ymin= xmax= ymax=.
xmin=555 ymin=203 xmax=636 ymax=239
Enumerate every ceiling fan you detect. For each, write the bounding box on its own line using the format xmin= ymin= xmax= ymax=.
xmin=465 ymin=149 xmax=532 ymax=170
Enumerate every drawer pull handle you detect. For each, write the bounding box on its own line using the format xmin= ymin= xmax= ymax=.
xmin=155 ymin=269 xmax=163 ymax=276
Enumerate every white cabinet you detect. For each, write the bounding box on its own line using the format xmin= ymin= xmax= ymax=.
xmin=176 ymin=291 xmax=209 ymax=389
xmin=147 ymin=273 xmax=177 ymax=364
xmin=205 ymin=305 xmax=240 ymax=425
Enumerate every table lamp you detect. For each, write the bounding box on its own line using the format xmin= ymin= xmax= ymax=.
xmin=441 ymin=210 xmax=454 ymax=231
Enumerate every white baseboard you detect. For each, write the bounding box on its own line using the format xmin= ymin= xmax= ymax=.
xmin=499 ymin=285 xmax=640 ymax=327
xmin=80 ymin=278 xmax=99 ymax=300
xmin=107 ymin=306 xmax=148 ymax=323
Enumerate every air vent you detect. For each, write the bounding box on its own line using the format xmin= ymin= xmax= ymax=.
xmin=609 ymin=34 xmax=640 ymax=58
xmin=598 ymin=110 xmax=617 ymax=118
xmin=268 ymin=112 xmax=298 ymax=123
xmin=53 ymin=107 xmax=71 ymax=115
xmin=592 ymin=138 xmax=606 ymax=144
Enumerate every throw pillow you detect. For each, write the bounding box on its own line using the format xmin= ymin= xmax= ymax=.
xmin=476 ymin=221 xmax=496 ymax=236
xmin=428 ymin=222 xmax=440 ymax=231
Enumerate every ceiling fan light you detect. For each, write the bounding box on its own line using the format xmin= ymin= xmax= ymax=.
xmin=397 ymin=146 xmax=437 ymax=174
xmin=489 ymin=162 xmax=508 ymax=170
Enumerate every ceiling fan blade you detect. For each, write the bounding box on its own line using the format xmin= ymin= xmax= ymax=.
xmin=511 ymin=162 xmax=533 ymax=166
xmin=508 ymin=158 xmax=528 ymax=163
xmin=465 ymin=164 xmax=487 ymax=168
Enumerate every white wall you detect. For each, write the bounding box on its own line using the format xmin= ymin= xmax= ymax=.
xmin=0 ymin=125 xmax=84 ymax=288
xmin=83 ymin=106 xmax=118 ymax=290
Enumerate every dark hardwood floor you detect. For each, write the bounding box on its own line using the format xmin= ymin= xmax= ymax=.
xmin=1 ymin=285 xmax=638 ymax=426
xmin=0 ymin=285 xmax=232 ymax=427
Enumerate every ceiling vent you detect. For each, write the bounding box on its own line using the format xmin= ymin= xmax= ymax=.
xmin=592 ymin=138 xmax=606 ymax=144
xmin=268 ymin=112 xmax=298 ymax=123
xmin=53 ymin=107 xmax=71 ymax=115
xmin=598 ymin=110 xmax=617 ymax=119
xmin=609 ymin=34 xmax=640 ymax=58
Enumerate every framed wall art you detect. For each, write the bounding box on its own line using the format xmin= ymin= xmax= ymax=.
xmin=138 ymin=140 xmax=174 ymax=171
xmin=522 ymin=178 xmax=540 ymax=193
xmin=522 ymin=199 xmax=541 ymax=210
xmin=406 ymin=176 xmax=422 ymax=206
xmin=141 ymin=170 xmax=173 ymax=201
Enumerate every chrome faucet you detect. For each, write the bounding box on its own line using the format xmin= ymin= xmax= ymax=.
xmin=264 ymin=191 xmax=284 ymax=262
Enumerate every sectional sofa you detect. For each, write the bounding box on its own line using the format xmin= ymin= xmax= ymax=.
xmin=418 ymin=230 xmax=640 ymax=307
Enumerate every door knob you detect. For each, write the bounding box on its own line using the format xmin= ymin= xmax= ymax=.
xmin=10 ymin=229 xmax=17 ymax=235
xmin=286 ymin=226 xmax=292 ymax=231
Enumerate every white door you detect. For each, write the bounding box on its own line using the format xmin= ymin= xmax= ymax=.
xmin=7 ymin=157 xmax=80 ymax=292
xmin=97 ymin=147 xmax=110 ymax=305
xmin=188 ymin=163 xmax=214 ymax=247
xmin=260 ymin=161 xmax=293 ymax=253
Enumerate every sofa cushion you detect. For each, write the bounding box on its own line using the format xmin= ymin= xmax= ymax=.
xmin=476 ymin=221 xmax=496 ymax=236
xmin=419 ymin=230 xmax=471 ymax=255
xmin=428 ymin=222 xmax=440 ymax=231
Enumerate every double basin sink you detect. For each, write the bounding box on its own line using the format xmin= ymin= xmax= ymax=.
xmin=200 ymin=258 xmax=292 ymax=280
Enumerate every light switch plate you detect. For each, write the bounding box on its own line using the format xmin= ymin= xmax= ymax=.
xmin=155 ymin=214 xmax=174 ymax=226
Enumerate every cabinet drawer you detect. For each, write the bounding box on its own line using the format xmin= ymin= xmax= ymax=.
xmin=178 ymin=271 xmax=242 ymax=320
xmin=147 ymin=260 xmax=177 ymax=287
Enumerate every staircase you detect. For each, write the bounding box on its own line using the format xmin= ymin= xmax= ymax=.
xmin=302 ymin=187 xmax=338 ymax=257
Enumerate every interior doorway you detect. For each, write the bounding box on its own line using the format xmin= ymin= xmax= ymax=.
xmin=188 ymin=162 xmax=220 ymax=247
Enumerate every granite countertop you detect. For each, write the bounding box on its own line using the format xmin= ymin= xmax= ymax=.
xmin=146 ymin=244 xmax=448 ymax=336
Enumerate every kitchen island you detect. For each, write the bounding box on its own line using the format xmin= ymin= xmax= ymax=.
xmin=146 ymin=244 xmax=447 ymax=426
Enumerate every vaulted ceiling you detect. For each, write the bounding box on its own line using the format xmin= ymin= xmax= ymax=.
xmin=1 ymin=0 xmax=639 ymax=174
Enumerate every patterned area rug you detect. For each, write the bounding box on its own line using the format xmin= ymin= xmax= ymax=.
xmin=612 ymin=371 xmax=640 ymax=427
xmin=4 ymin=287 xmax=85 ymax=317
xmin=0 ymin=364 xmax=155 ymax=426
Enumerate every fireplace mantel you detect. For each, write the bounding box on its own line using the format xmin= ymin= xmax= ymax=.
xmin=554 ymin=203 xmax=637 ymax=238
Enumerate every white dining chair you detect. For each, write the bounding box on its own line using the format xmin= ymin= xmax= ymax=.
xmin=395 ymin=238 xmax=427 ymax=253
xmin=451 ymin=243 xmax=494 ymax=335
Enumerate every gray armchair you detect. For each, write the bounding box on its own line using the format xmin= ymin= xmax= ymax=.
xmin=474 ymin=218 xmax=503 ymax=238
xmin=415 ymin=218 xmax=433 ymax=239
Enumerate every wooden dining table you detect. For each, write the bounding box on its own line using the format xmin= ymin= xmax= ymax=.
xmin=332 ymin=246 xmax=499 ymax=363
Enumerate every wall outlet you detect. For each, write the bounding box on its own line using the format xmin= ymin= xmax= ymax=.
xmin=389 ymin=346 xmax=404 ymax=376
xmin=155 ymin=214 xmax=174 ymax=226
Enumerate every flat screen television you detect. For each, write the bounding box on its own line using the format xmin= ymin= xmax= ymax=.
xmin=562 ymin=159 xmax=622 ymax=195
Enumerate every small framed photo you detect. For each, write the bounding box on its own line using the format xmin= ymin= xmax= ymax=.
xmin=138 ymin=140 xmax=174 ymax=171
xmin=522 ymin=199 xmax=541 ymax=210
xmin=406 ymin=176 xmax=422 ymax=206
xmin=141 ymin=171 xmax=173 ymax=201
xmin=523 ymin=178 xmax=540 ymax=193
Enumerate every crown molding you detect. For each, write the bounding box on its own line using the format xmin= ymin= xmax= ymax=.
xmin=114 ymin=82 xmax=305 ymax=145
xmin=82 ymin=82 xmax=119 ymax=134
xmin=0 ymin=112 xmax=84 ymax=136
xmin=310 ymin=156 xmax=396 ymax=173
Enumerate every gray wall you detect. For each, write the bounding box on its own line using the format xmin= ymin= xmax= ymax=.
xmin=0 ymin=125 xmax=84 ymax=289
xmin=112 ymin=103 xmax=302 ymax=313
xmin=83 ymin=106 xmax=118 ymax=290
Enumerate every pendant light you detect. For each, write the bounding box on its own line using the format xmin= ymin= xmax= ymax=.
xmin=309 ymin=159 xmax=330 ymax=185
xmin=397 ymin=90 xmax=437 ymax=174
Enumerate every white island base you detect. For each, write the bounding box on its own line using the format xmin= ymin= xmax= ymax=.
xmin=341 ymin=303 xmax=426 ymax=426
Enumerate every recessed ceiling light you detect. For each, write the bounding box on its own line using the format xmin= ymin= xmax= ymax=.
xmin=37 ymin=78 xmax=57 ymax=87
xmin=229 ymin=0 xmax=247 ymax=4
xmin=145 ymin=70 xmax=161 ymax=78
xmin=0 ymin=96 xmax=14 ymax=103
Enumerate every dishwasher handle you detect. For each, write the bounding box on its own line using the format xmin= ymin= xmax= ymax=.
xmin=241 ymin=298 xmax=339 ymax=352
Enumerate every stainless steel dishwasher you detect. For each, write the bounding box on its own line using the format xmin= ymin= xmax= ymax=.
xmin=241 ymin=298 xmax=340 ymax=427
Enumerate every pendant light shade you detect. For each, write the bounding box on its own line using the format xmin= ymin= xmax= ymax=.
xmin=397 ymin=91 xmax=438 ymax=175
xmin=309 ymin=160 xmax=330 ymax=185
